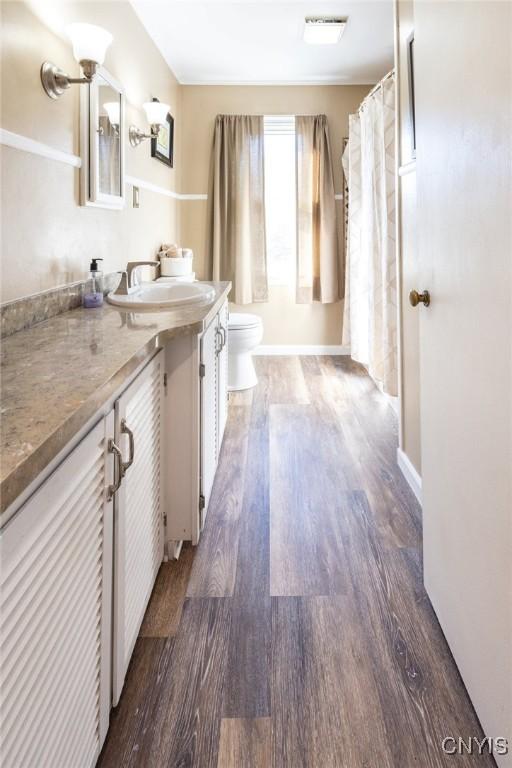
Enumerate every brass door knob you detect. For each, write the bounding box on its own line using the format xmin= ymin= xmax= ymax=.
xmin=409 ymin=289 xmax=430 ymax=307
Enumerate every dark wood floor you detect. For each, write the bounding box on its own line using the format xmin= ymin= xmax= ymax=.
xmin=98 ymin=356 xmax=494 ymax=768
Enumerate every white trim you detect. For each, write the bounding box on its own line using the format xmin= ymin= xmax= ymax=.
xmin=398 ymin=160 xmax=416 ymax=176
xmin=0 ymin=128 xmax=82 ymax=167
xmin=264 ymin=114 xmax=295 ymax=135
xmin=125 ymin=175 xmax=177 ymax=199
xmin=0 ymin=129 xmax=207 ymax=199
xmin=397 ymin=448 xmax=422 ymax=504
xmin=254 ymin=344 xmax=350 ymax=356
xmin=81 ymin=66 xmax=126 ymax=210
xmin=124 ymin=176 xmax=207 ymax=200
xmin=178 ymin=78 xmax=375 ymax=86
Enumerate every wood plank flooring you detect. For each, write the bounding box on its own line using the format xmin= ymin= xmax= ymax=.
xmin=98 ymin=356 xmax=495 ymax=768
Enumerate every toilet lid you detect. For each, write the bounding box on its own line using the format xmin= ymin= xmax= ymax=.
xmin=228 ymin=312 xmax=262 ymax=330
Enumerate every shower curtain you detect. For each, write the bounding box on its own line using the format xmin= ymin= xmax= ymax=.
xmin=342 ymin=73 xmax=397 ymax=396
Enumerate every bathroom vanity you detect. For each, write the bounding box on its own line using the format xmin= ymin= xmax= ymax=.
xmin=0 ymin=282 xmax=230 ymax=767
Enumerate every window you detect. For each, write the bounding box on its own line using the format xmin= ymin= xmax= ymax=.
xmin=264 ymin=115 xmax=296 ymax=287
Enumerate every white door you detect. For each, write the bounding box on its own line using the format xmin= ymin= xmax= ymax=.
xmin=200 ymin=316 xmax=218 ymax=524
xmin=217 ymin=302 xmax=229 ymax=450
xmin=415 ymin=2 xmax=512 ymax=762
xmin=0 ymin=415 xmax=114 ymax=768
xmin=113 ymin=352 xmax=164 ymax=705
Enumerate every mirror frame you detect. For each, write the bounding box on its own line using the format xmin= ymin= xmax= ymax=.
xmin=80 ymin=66 xmax=125 ymax=209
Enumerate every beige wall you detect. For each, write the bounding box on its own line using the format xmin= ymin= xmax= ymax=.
xmin=180 ymin=85 xmax=370 ymax=345
xmin=1 ymin=5 xmax=371 ymax=348
xmin=395 ymin=0 xmax=421 ymax=472
xmin=0 ymin=0 xmax=182 ymax=303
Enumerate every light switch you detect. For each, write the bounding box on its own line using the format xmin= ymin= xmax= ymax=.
xmin=132 ymin=185 xmax=140 ymax=208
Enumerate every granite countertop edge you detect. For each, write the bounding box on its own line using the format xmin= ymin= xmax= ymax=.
xmin=1 ymin=282 xmax=231 ymax=517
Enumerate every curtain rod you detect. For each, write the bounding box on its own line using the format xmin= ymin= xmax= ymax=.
xmin=358 ymin=69 xmax=395 ymax=112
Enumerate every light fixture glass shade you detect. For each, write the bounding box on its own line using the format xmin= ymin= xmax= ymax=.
xmin=104 ymin=101 xmax=120 ymax=126
xmin=303 ymin=18 xmax=346 ymax=45
xmin=143 ymin=101 xmax=170 ymax=126
xmin=67 ymin=23 xmax=113 ymax=64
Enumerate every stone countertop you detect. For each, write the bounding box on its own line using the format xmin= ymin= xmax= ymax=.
xmin=0 ymin=282 xmax=231 ymax=517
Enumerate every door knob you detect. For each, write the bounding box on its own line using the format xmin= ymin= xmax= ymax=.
xmin=409 ymin=289 xmax=430 ymax=307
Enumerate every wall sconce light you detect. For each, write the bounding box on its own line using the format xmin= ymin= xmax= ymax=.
xmin=41 ymin=23 xmax=113 ymax=100
xmin=104 ymin=101 xmax=120 ymax=135
xmin=129 ymin=101 xmax=170 ymax=147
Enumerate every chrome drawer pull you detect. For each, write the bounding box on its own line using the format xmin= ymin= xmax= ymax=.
xmin=107 ymin=439 xmax=123 ymax=500
xmin=121 ymin=419 xmax=135 ymax=475
xmin=215 ymin=327 xmax=222 ymax=356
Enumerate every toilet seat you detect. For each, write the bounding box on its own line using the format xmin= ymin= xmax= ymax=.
xmin=228 ymin=313 xmax=261 ymax=330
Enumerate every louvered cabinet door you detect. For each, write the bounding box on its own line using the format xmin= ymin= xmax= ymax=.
xmin=200 ymin=317 xmax=218 ymax=527
xmin=217 ymin=301 xmax=229 ymax=452
xmin=113 ymin=351 xmax=164 ymax=705
xmin=0 ymin=414 xmax=114 ymax=768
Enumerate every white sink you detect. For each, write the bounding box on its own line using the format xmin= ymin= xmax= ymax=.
xmin=107 ymin=281 xmax=215 ymax=309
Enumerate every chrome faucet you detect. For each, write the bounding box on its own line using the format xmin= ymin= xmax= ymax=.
xmin=114 ymin=260 xmax=160 ymax=295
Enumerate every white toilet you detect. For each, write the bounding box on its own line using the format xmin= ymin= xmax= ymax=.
xmin=228 ymin=313 xmax=263 ymax=391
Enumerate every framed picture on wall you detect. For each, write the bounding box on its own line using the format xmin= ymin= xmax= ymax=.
xmin=151 ymin=98 xmax=174 ymax=167
xmin=407 ymin=32 xmax=417 ymax=158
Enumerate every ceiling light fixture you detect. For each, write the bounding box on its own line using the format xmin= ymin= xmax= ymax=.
xmin=41 ymin=23 xmax=113 ymax=99
xmin=303 ymin=16 xmax=347 ymax=45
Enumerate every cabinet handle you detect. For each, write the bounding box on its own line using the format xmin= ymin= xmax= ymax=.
xmin=215 ymin=327 xmax=222 ymax=356
xmin=121 ymin=419 xmax=135 ymax=475
xmin=107 ymin=439 xmax=123 ymax=500
xmin=219 ymin=325 xmax=226 ymax=349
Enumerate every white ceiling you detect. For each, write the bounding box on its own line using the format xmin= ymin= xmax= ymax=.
xmin=130 ymin=0 xmax=394 ymax=85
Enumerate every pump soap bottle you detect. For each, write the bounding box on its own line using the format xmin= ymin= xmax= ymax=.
xmin=84 ymin=258 xmax=104 ymax=308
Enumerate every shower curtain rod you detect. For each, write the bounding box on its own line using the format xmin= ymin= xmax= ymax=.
xmin=358 ymin=69 xmax=395 ymax=112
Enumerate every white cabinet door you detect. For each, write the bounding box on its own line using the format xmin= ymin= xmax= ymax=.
xmin=0 ymin=414 xmax=114 ymax=768
xmin=217 ymin=301 xmax=229 ymax=452
xmin=113 ymin=351 xmax=164 ymax=705
xmin=200 ymin=317 xmax=218 ymax=526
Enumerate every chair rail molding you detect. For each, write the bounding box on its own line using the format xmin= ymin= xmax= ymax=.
xmin=0 ymin=128 xmax=206 ymax=200
xmin=0 ymin=128 xmax=82 ymax=167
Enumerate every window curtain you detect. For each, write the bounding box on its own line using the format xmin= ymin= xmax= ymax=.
xmin=295 ymin=115 xmax=340 ymax=304
xmin=342 ymin=74 xmax=398 ymax=396
xmin=207 ymin=115 xmax=268 ymax=304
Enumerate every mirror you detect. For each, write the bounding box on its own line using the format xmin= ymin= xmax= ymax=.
xmin=80 ymin=67 xmax=125 ymax=208
xmin=98 ymin=81 xmax=121 ymax=197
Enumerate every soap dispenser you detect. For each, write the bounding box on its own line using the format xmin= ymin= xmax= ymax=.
xmin=84 ymin=258 xmax=104 ymax=308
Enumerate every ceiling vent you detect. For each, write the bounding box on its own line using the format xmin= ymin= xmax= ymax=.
xmin=303 ymin=16 xmax=347 ymax=45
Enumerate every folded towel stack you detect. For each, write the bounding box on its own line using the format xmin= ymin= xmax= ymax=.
xmin=158 ymin=243 xmax=194 ymax=277
xmin=158 ymin=243 xmax=193 ymax=260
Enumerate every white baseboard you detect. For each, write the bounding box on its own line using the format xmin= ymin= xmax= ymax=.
xmin=397 ymin=448 xmax=422 ymax=505
xmin=253 ymin=344 xmax=350 ymax=356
